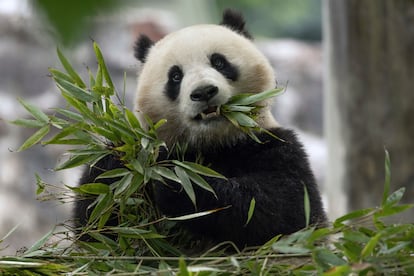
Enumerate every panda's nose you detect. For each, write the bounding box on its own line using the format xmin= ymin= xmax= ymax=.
xmin=190 ymin=85 xmax=218 ymax=102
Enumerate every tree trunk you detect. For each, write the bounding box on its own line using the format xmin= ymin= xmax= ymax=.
xmin=324 ymin=0 xmax=414 ymax=219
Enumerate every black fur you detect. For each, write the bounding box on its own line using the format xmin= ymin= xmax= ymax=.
xmin=134 ymin=34 xmax=154 ymax=63
xmin=165 ymin=65 xmax=183 ymax=101
xmin=73 ymin=155 xmax=124 ymax=240
xmin=210 ymin=53 xmax=239 ymax=81
xmin=73 ymin=128 xmax=327 ymax=248
xmin=220 ymin=9 xmax=252 ymax=39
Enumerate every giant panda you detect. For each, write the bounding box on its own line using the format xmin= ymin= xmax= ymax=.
xmin=74 ymin=10 xmax=327 ymax=250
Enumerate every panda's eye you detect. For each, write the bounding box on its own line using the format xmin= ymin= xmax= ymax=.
xmin=211 ymin=54 xmax=226 ymax=70
xmin=210 ymin=53 xmax=239 ymax=81
xmin=168 ymin=66 xmax=183 ymax=83
xmin=171 ymin=72 xmax=182 ymax=82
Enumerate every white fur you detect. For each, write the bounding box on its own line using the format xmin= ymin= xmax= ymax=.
xmin=134 ymin=24 xmax=278 ymax=148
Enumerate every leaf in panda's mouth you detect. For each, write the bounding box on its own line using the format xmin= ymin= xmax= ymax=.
xmin=195 ymin=106 xmax=221 ymax=120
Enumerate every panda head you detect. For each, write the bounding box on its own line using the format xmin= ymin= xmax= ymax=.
xmin=134 ymin=10 xmax=277 ymax=148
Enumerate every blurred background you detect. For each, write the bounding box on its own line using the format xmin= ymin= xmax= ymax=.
xmin=1 ymin=0 xmax=413 ymax=255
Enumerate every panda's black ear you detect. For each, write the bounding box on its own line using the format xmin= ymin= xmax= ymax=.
xmin=220 ymin=9 xmax=252 ymax=39
xmin=134 ymin=34 xmax=154 ymax=63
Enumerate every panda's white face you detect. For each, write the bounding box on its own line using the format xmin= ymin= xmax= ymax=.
xmin=134 ymin=24 xmax=277 ymax=148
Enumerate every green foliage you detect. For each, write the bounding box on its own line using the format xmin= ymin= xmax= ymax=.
xmin=4 ymin=45 xmax=414 ymax=275
xmin=33 ymin=0 xmax=120 ymax=45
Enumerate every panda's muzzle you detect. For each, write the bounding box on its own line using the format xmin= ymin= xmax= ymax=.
xmin=194 ymin=105 xmax=221 ymax=120
xmin=191 ymin=85 xmax=221 ymax=121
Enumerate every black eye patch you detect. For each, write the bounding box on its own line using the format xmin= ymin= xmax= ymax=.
xmin=165 ymin=65 xmax=183 ymax=101
xmin=210 ymin=53 xmax=239 ymax=81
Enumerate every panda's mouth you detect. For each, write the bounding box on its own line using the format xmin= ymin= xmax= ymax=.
xmin=194 ymin=106 xmax=221 ymax=121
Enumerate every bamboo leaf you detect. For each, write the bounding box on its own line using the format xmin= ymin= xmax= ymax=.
xmin=122 ymin=174 xmax=144 ymax=199
xmin=96 ymin=168 xmax=130 ymax=179
xmin=61 ymin=92 xmax=100 ymax=125
xmin=313 ymin=248 xmax=347 ymax=270
xmin=23 ymin=228 xmax=54 ymax=257
xmin=17 ymin=125 xmax=50 ymax=152
xmin=333 ymin=208 xmax=375 ymax=228
xmin=17 ymin=98 xmax=49 ymax=123
xmin=172 ymin=160 xmax=225 ymax=179
xmin=89 ymin=193 xmax=113 ymax=225
xmin=186 ymin=169 xmax=217 ymax=197
xmin=125 ymin=108 xmax=141 ymax=129
xmin=93 ymin=42 xmax=114 ymax=90
xmin=55 ymin=77 xmax=97 ymax=102
xmin=43 ymin=124 xmax=81 ymax=144
xmin=226 ymin=88 xmax=283 ymax=106
xmin=244 ymin=197 xmax=256 ymax=227
xmin=167 ymin=206 xmax=231 ymax=221
xmin=152 ymin=166 xmax=181 ymax=183
xmin=57 ymin=47 xmax=86 ymax=88
xmin=174 ymin=166 xmax=196 ymax=206
xmin=303 ymin=183 xmax=311 ymax=227
xmin=55 ymin=153 xmax=106 ymax=170
xmin=382 ymin=149 xmax=391 ymax=206
xmin=361 ymin=233 xmax=381 ymax=258
xmin=54 ymin=108 xmax=84 ymax=121
xmin=113 ymin=173 xmax=134 ymax=197
xmin=384 ymin=187 xmax=405 ymax=208
xmin=10 ymin=118 xmax=45 ymax=128
xmin=79 ymin=183 xmax=110 ymax=195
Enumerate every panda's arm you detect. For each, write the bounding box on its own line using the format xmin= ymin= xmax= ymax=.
xmin=73 ymin=154 xmax=124 ymax=230
xmin=153 ymin=128 xmax=327 ymax=247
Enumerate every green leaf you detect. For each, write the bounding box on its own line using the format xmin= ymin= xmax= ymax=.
xmin=360 ymin=233 xmax=381 ymax=259
xmin=96 ymin=168 xmax=130 ymax=179
xmin=303 ymin=183 xmax=311 ymax=227
xmin=55 ymin=77 xmax=97 ymax=102
xmin=10 ymin=118 xmax=45 ymax=128
xmin=91 ymin=126 xmax=119 ymax=141
xmin=54 ymin=108 xmax=84 ymax=121
xmin=17 ymin=98 xmax=49 ymax=124
xmin=152 ymin=166 xmax=181 ymax=183
xmin=172 ymin=160 xmax=225 ymax=179
xmin=55 ymin=153 xmax=106 ymax=170
xmin=226 ymin=88 xmax=283 ymax=106
xmin=110 ymin=227 xmax=165 ymax=239
xmin=79 ymin=183 xmax=110 ymax=195
xmin=179 ymin=258 xmax=190 ymax=276
xmin=122 ymin=174 xmax=144 ymax=199
xmin=0 ymin=224 xmax=20 ymax=243
xmin=224 ymin=112 xmax=258 ymax=128
xmin=57 ymin=47 xmax=86 ymax=88
xmin=93 ymin=42 xmax=114 ymax=90
xmin=244 ymin=197 xmax=256 ymax=226
xmin=125 ymin=108 xmax=141 ymax=129
xmin=23 ymin=228 xmax=54 ymax=257
xmin=384 ymin=187 xmax=405 ymax=207
xmin=174 ymin=166 xmax=196 ymax=206
xmin=49 ymin=67 xmax=75 ymax=84
xmin=113 ymin=173 xmax=133 ymax=197
xmin=376 ymin=204 xmax=414 ymax=218
xmin=35 ymin=173 xmax=45 ymax=195
xmin=61 ymin=92 xmax=100 ymax=124
xmin=43 ymin=124 xmax=81 ymax=145
xmin=17 ymin=125 xmax=50 ymax=152
xmin=89 ymin=193 xmax=113 ymax=225
xmin=312 ymin=248 xmax=347 ymax=271
xmin=382 ymin=149 xmax=391 ymax=206
xmin=186 ymin=169 xmax=217 ymax=197
xmin=333 ymin=208 xmax=374 ymax=228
